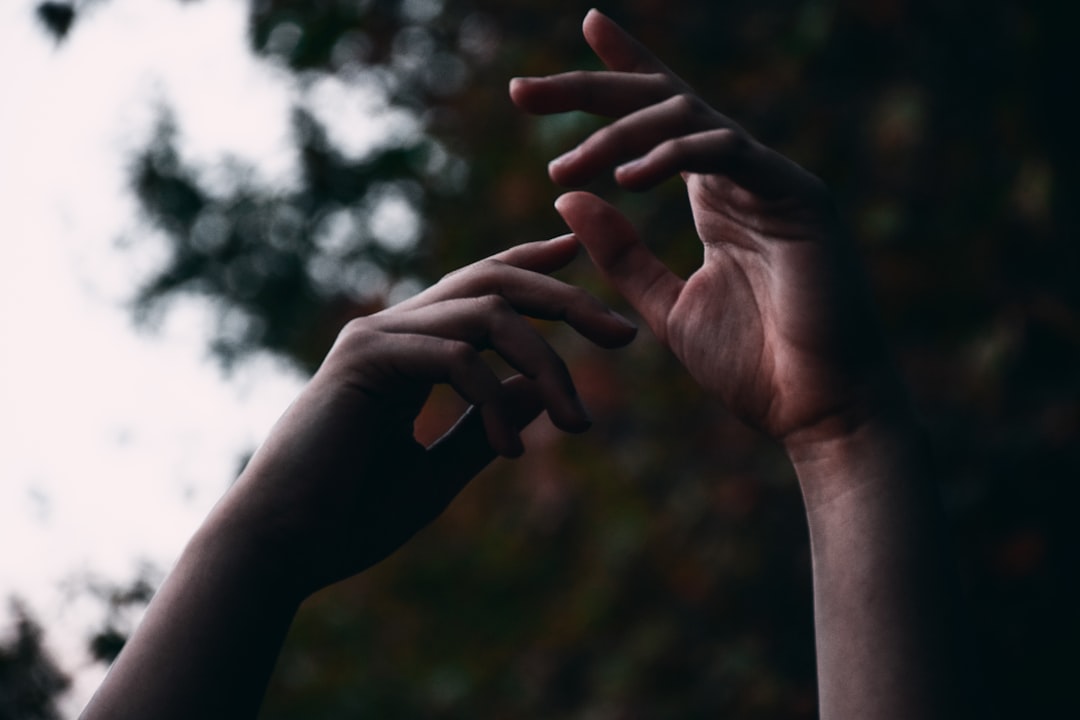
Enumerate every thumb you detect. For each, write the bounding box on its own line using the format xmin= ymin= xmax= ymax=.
xmin=555 ymin=191 xmax=684 ymax=346
xmin=582 ymin=9 xmax=680 ymax=79
xmin=424 ymin=374 xmax=545 ymax=509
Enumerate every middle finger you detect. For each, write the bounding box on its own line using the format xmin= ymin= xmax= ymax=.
xmin=548 ymin=93 xmax=729 ymax=187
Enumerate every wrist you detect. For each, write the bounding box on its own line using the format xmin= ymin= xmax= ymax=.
xmin=193 ymin=497 xmax=313 ymax=608
xmin=783 ymin=394 xmax=930 ymax=512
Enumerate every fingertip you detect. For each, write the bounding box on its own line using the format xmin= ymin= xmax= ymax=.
xmin=500 ymin=374 xmax=547 ymax=428
xmin=582 ymin=8 xmax=611 ymax=43
xmin=508 ymin=76 xmax=532 ymax=104
xmin=533 ymin=232 xmax=581 ymax=268
xmin=548 ymin=155 xmax=589 ymax=187
xmin=607 ymin=310 xmax=639 ymax=343
xmin=554 ymin=191 xmax=616 ymax=228
xmin=572 ymin=394 xmax=594 ymax=433
xmin=616 ymin=325 xmax=639 ymax=346
xmin=590 ymin=321 xmax=638 ymax=350
xmin=614 ymin=160 xmax=658 ymax=191
xmin=553 ymin=190 xmax=593 ymax=213
xmin=614 ymin=157 xmax=642 ymax=179
xmin=548 ymin=232 xmax=581 ymax=253
xmin=549 ymin=402 xmax=593 ymax=435
xmin=580 ymin=8 xmax=668 ymax=76
xmin=482 ymin=402 xmax=527 ymax=459
xmin=553 ymin=192 xmax=571 ymax=214
xmin=547 ymin=157 xmax=565 ymax=183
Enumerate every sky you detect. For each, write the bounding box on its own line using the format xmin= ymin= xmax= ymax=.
xmin=0 ymin=0 xmax=412 ymax=713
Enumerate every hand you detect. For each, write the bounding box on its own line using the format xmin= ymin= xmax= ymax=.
xmin=510 ymin=10 xmax=902 ymax=455
xmin=211 ymin=235 xmax=637 ymax=597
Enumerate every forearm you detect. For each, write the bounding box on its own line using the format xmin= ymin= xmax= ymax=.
xmin=789 ymin=415 xmax=981 ymax=720
xmin=79 ymin=510 xmax=303 ymax=720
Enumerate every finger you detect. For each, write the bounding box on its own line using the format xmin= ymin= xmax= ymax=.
xmin=363 ymin=331 xmax=524 ymax=457
xmin=486 ymin=233 xmax=582 ymax=274
xmin=395 ymin=235 xmax=581 ymax=315
xmin=424 ymin=375 xmax=545 ymax=509
xmin=394 ymin=258 xmax=638 ymax=349
xmin=548 ymin=93 xmax=724 ymax=187
xmin=370 ymin=296 xmax=593 ymax=433
xmin=554 ymin=192 xmax=684 ymax=346
xmin=582 ymin=9 xmax=683 ymax=78
xmin=613 ymin=128 xmax=811 ymax=200
xmin=509 ymin=71 xmax=678 ymax=117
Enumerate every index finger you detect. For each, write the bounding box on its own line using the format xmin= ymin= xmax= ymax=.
xmin=509 ymin=71 xmax=678 ymax=117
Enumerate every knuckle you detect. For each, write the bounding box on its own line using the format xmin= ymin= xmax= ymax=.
xmin=440 ymin=257 xmax=504 ymax=287
xmin=645 ymin=72 xmax=677 ymax=93
xmin=714 ymin=127 xmax=749 ymax=155
xmin=472 ymin=258 xmax=508 ymax=289
xmin=326 ymin=320 xmax=380 ymax=370
xmin=438 ymin=266 xmax=465 ymax=283
xmin=664 ymin=134 xmax=692 ymax=157
xmin=443 ymin=338 xmax=477 ymax=366
xmin=671 ymin=92 xmax=704 ymax=118
xmin=563 ymin=70 xmax=595 ymax=100
xmin=475 ymin=293 xmax=512 ymax=317
xmin=565 ymin=285 xmax=594 ymax=312
xmin=476 ymin=257 xmax=506 ymax=273
xmin=338 ymin=318 xmax=375 ymax=345
xmin=591 ymin=124 xmax=629 ymax=156
xmin=482 ymin=296 xmax=522 ymax=341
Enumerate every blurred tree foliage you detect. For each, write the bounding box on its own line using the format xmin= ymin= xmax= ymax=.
xmin=22 ymin=0 xmax=1080 ymax=717
xmin=0 ymin=603 xmax=69 ymax=720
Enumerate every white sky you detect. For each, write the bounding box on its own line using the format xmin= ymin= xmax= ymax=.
xmin=0 ymin=0 xmax=418 ymax=713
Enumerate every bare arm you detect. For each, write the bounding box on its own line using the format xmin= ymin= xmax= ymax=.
xmin=791 ymin=414 xmax=978 ymax=719
xmin=511 ymin=11 xmax=982 ymax=719
xmin=79 ymin=235 xmax=636 ymax=719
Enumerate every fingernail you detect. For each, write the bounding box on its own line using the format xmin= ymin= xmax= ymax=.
xmin=573 ymin=392 xmax=593 ymax=427
xmin=617 ymin=158 xmax=645 ymax=175
xmin=550 ymin=148 xmax=578 ymax=170
xmin=608 ymin=308 xmax=637 ymax=330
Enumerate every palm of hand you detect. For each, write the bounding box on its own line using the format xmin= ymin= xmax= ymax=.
xmin=667 ymin=173 xmax=878 ymax=441
xmin=510 ymin=10 xmax=899 ymax=445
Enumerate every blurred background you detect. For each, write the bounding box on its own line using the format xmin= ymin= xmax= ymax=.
xmin=2 ymin=0 xmax=1078 ymax=717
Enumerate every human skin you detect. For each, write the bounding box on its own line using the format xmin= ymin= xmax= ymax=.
xmin=79 ymin=10 xmax=985 ymax=718
xmin=78 ymin=236 xmax=637 ymax=719
xmin=511 ymin=10 xmax=983 ymax=719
